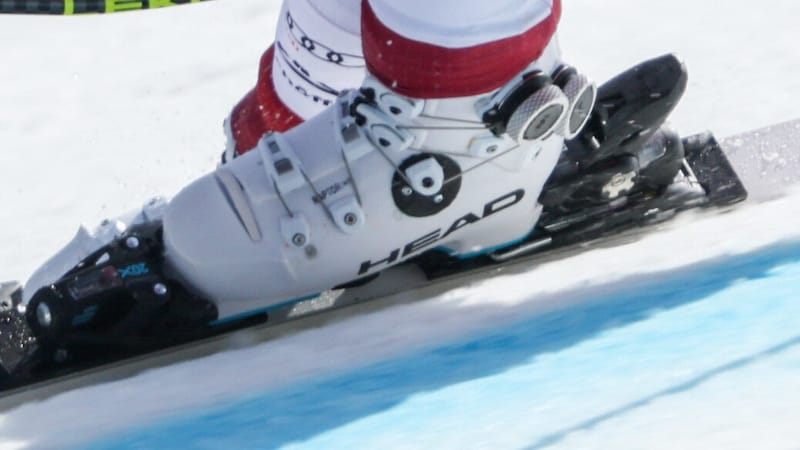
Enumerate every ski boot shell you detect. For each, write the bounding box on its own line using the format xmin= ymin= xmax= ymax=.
xmin=164 ymin=69 xmax=590 ymax=319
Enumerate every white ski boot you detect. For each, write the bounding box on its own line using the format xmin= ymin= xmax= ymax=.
xmin=162 ymin=61 xmax=596 ymax=321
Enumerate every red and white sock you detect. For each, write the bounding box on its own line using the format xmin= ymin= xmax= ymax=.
xmin=227 ymin=0 xmax=561 ymax=156
xmin=363 ymin=0 xmax=561 ymax=99
xmin=227 ymin=0 xmax=363 ymax=156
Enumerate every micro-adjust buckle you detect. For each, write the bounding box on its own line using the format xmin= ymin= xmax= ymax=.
xmin=257 ymin=133 xmax=306 ymax=196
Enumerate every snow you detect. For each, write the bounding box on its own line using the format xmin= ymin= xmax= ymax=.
xmin=2 ymin=0 xmax=800 ymax=449
xmin=6 ymin=191 xmax=800 ymax=450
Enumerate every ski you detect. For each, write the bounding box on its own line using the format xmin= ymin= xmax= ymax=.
xmin=0 ymin=0 xmax=210 ymax=15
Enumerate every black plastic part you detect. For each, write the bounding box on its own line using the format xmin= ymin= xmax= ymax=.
xmin=683 ymin=133 xmax=748 ymax=206
xmin=23 ymin=222 xmax=217 ymax=348
xmin=566 ymin=53 xmax=688 ymax=166
xmin=539 ymin=154 xmax=640 ymax=211
xmin=415 ymin=134 xmax=748 ymax=280
xmin=541 ymin=54 xmax=689 ymax=211
xmin=391 ymin=154 xmax=462 ymax=218
xmin=0 ymin=222 xmax=231 ymax=388
xmin=635 ymin=127 xmax=686 ymax=192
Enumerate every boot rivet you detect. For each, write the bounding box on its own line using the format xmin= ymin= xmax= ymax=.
xmin=344 ymin=213 xmax=358 ymax=226
xmin=292 ymin=233 xmax=307 ymax=247
xmin=305 ymin=245 xmax=318 ymax=259
xmin=37 ymin=302 xmax=52 ymax=327
xmin=125 ymin=236 xmax=140 ymax=249
xmin=153 ymin=283 xmax=168 ymax=296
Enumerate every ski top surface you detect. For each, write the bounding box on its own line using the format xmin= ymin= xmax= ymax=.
xmin=0 ymin=0 xmax=209 ymax=15
xmin=1 ymin=120 xmax=798 ymax=407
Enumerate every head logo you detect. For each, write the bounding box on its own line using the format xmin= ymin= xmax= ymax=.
xmin=359 ymin=189 xmax=526 ymax=275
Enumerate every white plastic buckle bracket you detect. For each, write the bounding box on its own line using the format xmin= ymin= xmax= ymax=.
xmin=355 ymin=102 xmax=414 ymax=153
xmin=336 ymin=95 xmax=375 ymax=163
xmin=280 ymin=213 xmax=311 ymax=248
xmin=405 ymin=157 xmax=445 ymax=196
xmin=468 ymin=134 xmax=517 ymax=159
xmin=362 ymin=76 xmax=425 ymax=121
xmin=329 ymin=195 xmax=365 ymax=234
xmin=258 ymin=133 xmax=306 ymax=196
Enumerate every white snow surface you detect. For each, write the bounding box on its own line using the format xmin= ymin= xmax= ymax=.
xmin=1 ymin=0 xmax=800 ymax=449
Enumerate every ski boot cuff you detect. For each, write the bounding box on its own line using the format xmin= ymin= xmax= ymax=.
xmin=226 ymin=46 xmax=304 ymax=157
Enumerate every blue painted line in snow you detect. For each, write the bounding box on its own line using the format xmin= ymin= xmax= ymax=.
xmin=81 ymin=241 xmax=800 ymax=450
xmin=523 ymin=333 xmax=800 ymax=450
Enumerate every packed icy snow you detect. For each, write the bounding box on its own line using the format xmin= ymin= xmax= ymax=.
xmin=2 ymin=0 xmax=800 ymax=448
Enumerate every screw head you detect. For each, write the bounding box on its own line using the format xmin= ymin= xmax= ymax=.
xmin=125 ymin=236 xmax=141 ymax=249
xmin=401 ymin=186 xmax=413 ymax=196
xmin=344 ymin=212 xmax=358 ymax=226
xmin=153 ymin=283 xmax=168 ymax=296
xmin=305 ymin=245 xmax=318 ymax=259
xmin=292 ymin=233 xmax=307 ymax=247
xmin=37 ymin=302 xmax=53 ymax=327
xmin=434 ymin=194 xmax=445 ymax=204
